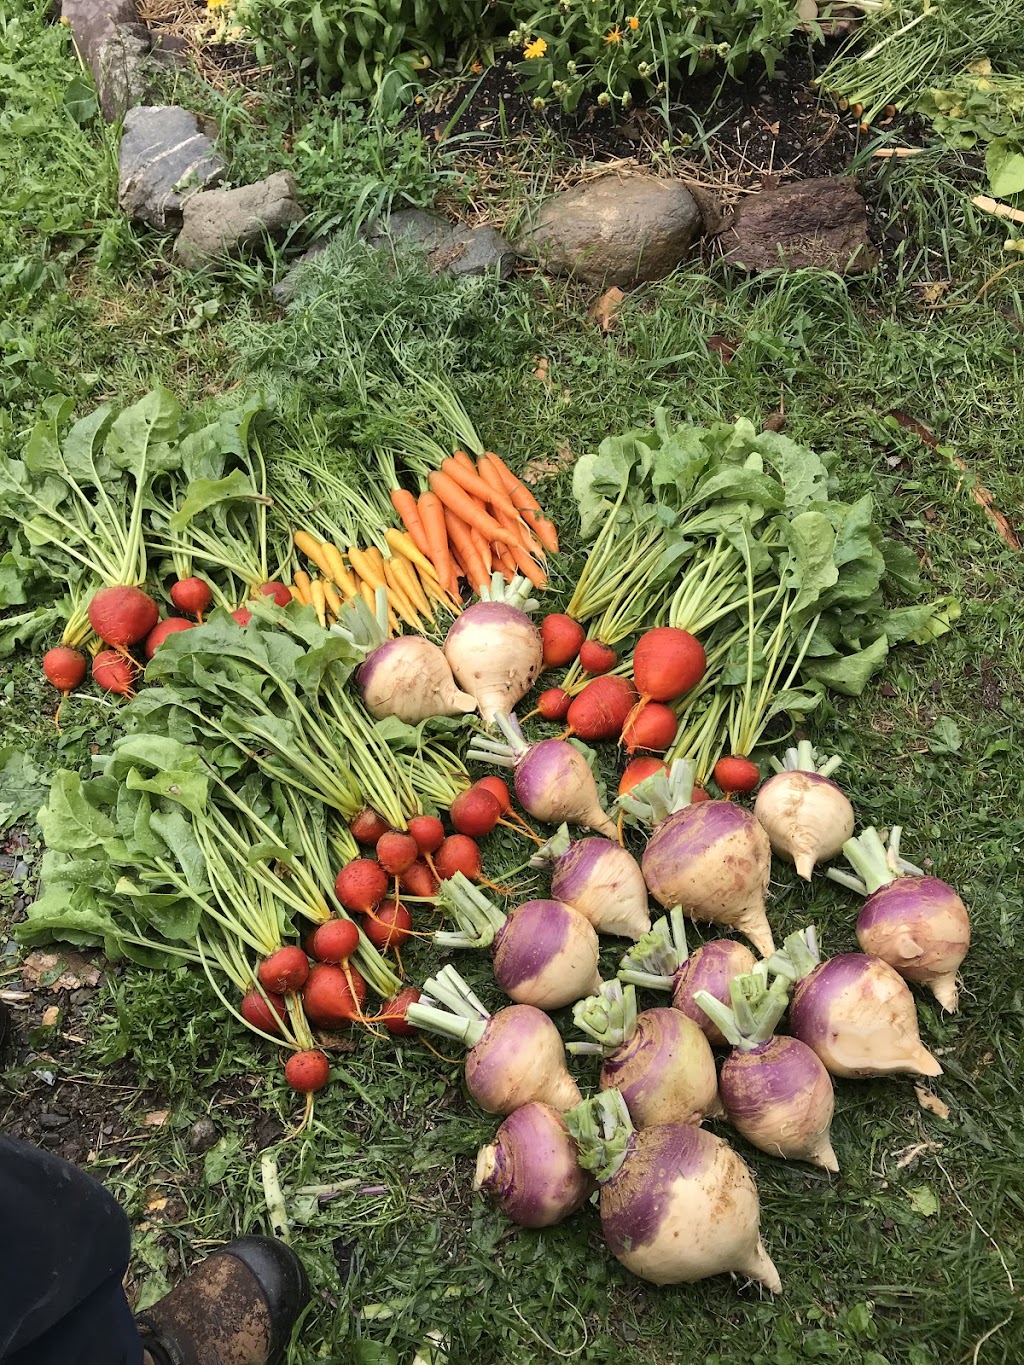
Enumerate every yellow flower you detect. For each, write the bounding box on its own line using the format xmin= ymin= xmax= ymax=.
xmin=627 ymin=14 xmax=639 ymax=27
xmin=524 ymin=36 xmax=547 ymax=58
xmin=605 ymin=25 xmax=622 ymax=42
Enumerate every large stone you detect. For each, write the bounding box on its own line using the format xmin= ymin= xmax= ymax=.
xmin=514 ymin=173 xmax=704 ymax=288
xmin=174 ymin=172 xmax=305 ymax=265
xmin=62 ymin=0 xmax=150 ymax=120
xmin=118 ymin=106 xmax=225 ymax=231
xmin=722 ymin=177 xmax=878 ymax=274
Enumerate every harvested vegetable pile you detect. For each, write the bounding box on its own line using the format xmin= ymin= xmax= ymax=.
xmin=2 ymin=385 xmax=968 ymax=1290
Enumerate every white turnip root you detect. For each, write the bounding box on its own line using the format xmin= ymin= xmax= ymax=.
xmin=568 ymin=980 xmax=720 ymax=1128
xmin=619 ymin=759 xmax=775 ymax=956
xmin=357 ymin=636 xmax=477 ymax=723
xmin=531 ymin=824 xmax=651 ymax=940
xmin=444 ymin=597 xmax=542 ymax=723
xmin=405 ymin=965 xmax=582 ymax=1114
xmin=566 ymin=1089 xmax=781 ymax=1292
xmin=695 ymin=969 xmax=839 ymax=1172
xmin=474 ymin=1102 xmax=593 ymax=1227
xmin=470 ymin=714 xmax=617 ymax=838
xmin=753 ymin=741 xmax=855 ymax=879
xmin=435 ymin=873 xmax=602 ymax=1011
xmin=767 ymin=927 xmax=942 ymax=1079
xmin=827 ymin=826 xmax=970 ymax=1012
xmin=617 ymin=907 xmax=757 ymax=1047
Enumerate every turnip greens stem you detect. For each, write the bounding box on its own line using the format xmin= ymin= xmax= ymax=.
xmin=565 ymin=1089 xmax=634 ymax=1182
xmin=569 ymin=980 xmax=639 ymax=1055
xmin=765 ymin=926 xmax=821 ymax=986
xmin=434 ymin=873 xmax=506 ymax=949
xmin=826 ymin=826 xmax=926 ymax=896
xmin=694 ymin=970 xmax=790 ymax=1051
xmin=617 ymin=908 xmax=688 ymax=990
xmin=617 ymin=759 xmax=696 ymax=826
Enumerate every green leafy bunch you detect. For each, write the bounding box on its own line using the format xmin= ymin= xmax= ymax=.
xmin=919 ymin=71 xmax=1024 ymax=198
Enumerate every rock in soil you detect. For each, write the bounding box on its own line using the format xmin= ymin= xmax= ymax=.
xmin=721 ymin=176 xmax=878 ymax=274
xmin=62 ymin=0 xmax=150 ymax=121
xmin=118 ymin=106 xmax=225 ymax=230
xmin=187 ymin=1118 xmax=219 ymax=1153
xmin=514 ymin=172 xmax=705 ymax=288
xmin=174 ymin=172 xmax=304 ymax=265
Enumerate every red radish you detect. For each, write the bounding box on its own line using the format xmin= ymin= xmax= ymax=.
xmin=231 ymin=607 xmax=253 ymax=627
xmin=335 ymin=858 xmax=388 ymax=913
xmin=579 ymin=640 xmax=617 ymax=674
xmin=285 ymin=1049 xmax=330 ymax=1093
xmin=692 ymin=785 xmax=710 ymax=803
xmin=568 ymin=675 xmax=638 ymax=741
xmin=379 ymin=986 xmax=421 ymax=1035
xmin=537 ymin=687 xmax=571 ymax=721
xmin=259 ymin=581 xmax=291 ymax=607
xmin=364 ymin=900 xmax=413 ymax=951
xmin=715 ymin=755 xmax=760 ymax=794
xmin=541 ymin=614 xmax=585 ymax=669
xmin=42 ymin=646 xmax=87 ymax=692
xmin=475 ymin=775 xmax=513 ymax=813
xmin=350 ymin=809 xmax=391 ymax=846
xmin=435 ymin=834 xmax=482 ymax=882
xmin=258 ymin=945 xmax=310 ymax=994
xmin=621 ymin=702 xmax=677 ymax=754
xmin=303 ymin=963 xmax=367 ymax=1025
xmin=144 ymin=617 xmax=195 ymax=659
xmin=619 ymin=757 xmax=667 ymax=797
xmin=93 ymin=650 xmax=136 ymax=695
xmin=632 ymin=627 xmax=706 ymax=702
xmin=450 ymin=787 xmax=501 ymax=838
xmin=401 ymin=859 xmax=439 ymax=898
xmin=240 ymin=989 xmax=287 ymax=1036
xmin=170 ymin=576 xmax=213 ymax=617
xmin=408 ymin=814 xmax=445 ymax=854
xmin=88 ymin=585 xmax=159 ymax=647
xmin=310 ymin=918 xmax=360 ymax=963
xmin=375 ymin=831 xmax=419 ymax=875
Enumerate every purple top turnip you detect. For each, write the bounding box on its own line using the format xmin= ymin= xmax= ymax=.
xmin=695 ymin=969 xmax=838 ymax=1172
xmin=434 ymin=873 xmax=602 ymax=1011
xmin=444 ymin=600 xmax=543 ymax=724
xmin=619 ymin=759 xmax=775 ymax=956
xmin=569 ymin=980 xmax=720 ymax=1128
xmin=404 ymin=965 xmax=581 ymax=1114
xmin=474 ymin=1102 xmax=593 ymax=1227
xmin=617 ymin=907 xmax=758 ymax=1046
xmin=767 ymin=927 xmax=942 ymax=1079
xmin=531 ymin=823 xmax=651 ymax=940
xmin=753 ymin=742 xmax=855 ymax=879
xmin=565 ymin=1090 xmax=781 ymax=1292
xmin=826 ymin=825 xmax=970 ymax=1011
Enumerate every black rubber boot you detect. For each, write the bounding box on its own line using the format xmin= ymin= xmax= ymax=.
xmin=136 ymin=1236 xmax=309 ymax=1365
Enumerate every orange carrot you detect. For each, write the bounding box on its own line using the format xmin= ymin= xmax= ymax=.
xmin=390 ymin=488 xmax=431 ymax=558
xmin=469 ymin=524 xmax=492 ymax=576
xmin=533 ymin=516 xmax=560 ymax=554
xmin=492 ymin=541 xmax=516 ymax=582
xmin=419 ymin=491 xmax=454 ymax=596
xmin=443 ymin=507 xmax=490 ymax=595
xmin=451 ymin=450 xmax=478 ymax=473
xmin=489 ymin=492 xmax=546 ymax=562
xmin=442 ymin=457 xmax=520 ymax=522
xmin=428 ymin=470 xmax=522 ymax=548
xmin=485 ymin=452 xmax=560 ymax=554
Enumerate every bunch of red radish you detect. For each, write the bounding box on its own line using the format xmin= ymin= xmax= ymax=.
xmin=533 ymin=615 xmax=761 ymax=797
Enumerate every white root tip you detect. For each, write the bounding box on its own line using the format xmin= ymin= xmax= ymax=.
xmin=473 ymin=1144 xmax=497 ymax=1192
xmin=452 ymin=690 xmax=479 ymax=715
xmin=744 ymin=1241 xmax=782 ymax=1295
xmin=930 ymin=974 xmax=960 ymax=1013
xmin=809 ymin=1137 xmax=840 ymax=1173
xmin=794 ymin=852 xmax=816 ymax=881
xmin=912 ymin=1047 xmax=943 ymax=1078
xmin=740 ymin=910 xmax=776 ymax=959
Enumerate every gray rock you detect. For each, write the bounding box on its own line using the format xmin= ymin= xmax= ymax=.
xmin=187 ymin=1117 xmax=219 ymax=1153
xmin=174 ymin=172 xmax=304 ymax=265
xmin=39 ymin=1112 xmax=70 ymax=1130
xmin=62 ymin=0 xmax=150 ymax=121
xmin=119 ymin=106 xmax=224 ymax=231
xmin=721 ymin=177 xmax=878 ymax=274
xmin=370 ymin=211 xmax=515 ymax=278
xmin=514 ymin=172 xmax=704 ymax=288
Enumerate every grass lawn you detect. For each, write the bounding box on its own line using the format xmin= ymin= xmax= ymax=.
xmin=2 ymin=2 xmax=1023 ymax=1362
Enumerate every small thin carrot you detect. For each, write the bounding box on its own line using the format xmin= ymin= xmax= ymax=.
xmin=419 ymin=492 xmax=454 ymax=597
xmin=492 ymin=541 xmax=517 ymax=583
xmin=442 ymin=457 xmax=520 ymax=523
xmin=428 ymin=470 xmax=522 ymax=548
xmin=309 ymin=578 xmax=327 ymax=627
xmin=390 ymin=555 xmax=433 ymax=619
xmin=389 ymin=489 xmax=431 ymax=558
xmin=469 ymin=524 xmax=492 ymax=576
xmin=451 ymin=449 xmax=478 ymax=473
xmin=489 ymin=492 xmax=546 ymax=561
xmin=292 ymin=570 xmax=313 ymax=606
xmin=294 ymin=531 xmax=334 ymax=578
xmin=288 ymin=585 xmax=303 ymax=602
xmin=348 ymin=546 xmax=386 ymax=593
xmin=416 ymin=562 xmax=461 ymax=613
xmin=381 ymin=557 xmax=423 ymax=629
xmin=322 ymin=542 xmax=358 ymax=596
xmin=323 ymin=580 xmax=343 ymax=618
xmin=444 ymin=507 xmax=490 ymax=596
xmin=384 ymin=528 xmax=435 ymax=580
xmin=507 ymin=539 xmax=548 ymax=590
xmin=485 ymin=452 xmax=559 ymax=555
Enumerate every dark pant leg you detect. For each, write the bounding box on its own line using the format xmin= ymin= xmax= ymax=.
xmin=0 ymin=1136 xmax=144 ymax=1365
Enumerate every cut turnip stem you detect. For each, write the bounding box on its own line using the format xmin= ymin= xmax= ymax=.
xmin=695 ymin=969 xmax=839 ymax=1172
xmin=619 ymin=758 xmax=774 ymax=956
xmin=617 ymin=907 xmax=758 ymax=1047
xmin=531 ymin=823 xmax=651 ymax=940
xmin=434 ymin=872 xmax=602 ymax=1011
xmin=565 ymin=1089 xmax=781 ymax=1293
xmin=405 ymin=964 xmax=582 ymax=1114
xmin=469 ymin=713 xmax=618 ymax=839
xmin=568 ymin=980 xmax=720 ymax=1128
xmin=826 ymin=826 xmax=970 ymax=1012
xmin=474 ymin=1102 xmax=593 ymax=1227
xmin=766 ymin=926 xmax=942 ymax=1079
xmin=753 ymin=741 xmax=855 ymax=879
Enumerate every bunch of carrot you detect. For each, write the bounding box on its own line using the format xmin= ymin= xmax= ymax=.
xmin=291 ymin=529 xmax=452 ymax=634
xmin=389 ymin=450 xmax=558 ymax=601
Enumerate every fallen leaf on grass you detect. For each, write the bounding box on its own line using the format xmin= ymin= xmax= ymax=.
xmin=907 ymin=1184 xmax=940 ymax=1217
xmin=919 ymin=281 xmax=950 ymax=306
xmin=143 ymin=1110 xmax=171 ymax=1128
xmin=915 ymin=1088 xmax=951 ymax=1120
xmin=533 ymin=356 xmax=552 ymax=389
xmin=521 ymin=447 xmax=574 ymax=485
xmin=588 ymin=287 xmax=626 ymax=332
xmin=763 ymin=410 xmax=786 ymax=433
xmin=41 ymin=1005 xmax=61 ymax=1028
xmin=21 ymin=950 xmax=102 ymax=992
xmin=706 ymin=334 xmax=737 ymax=364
